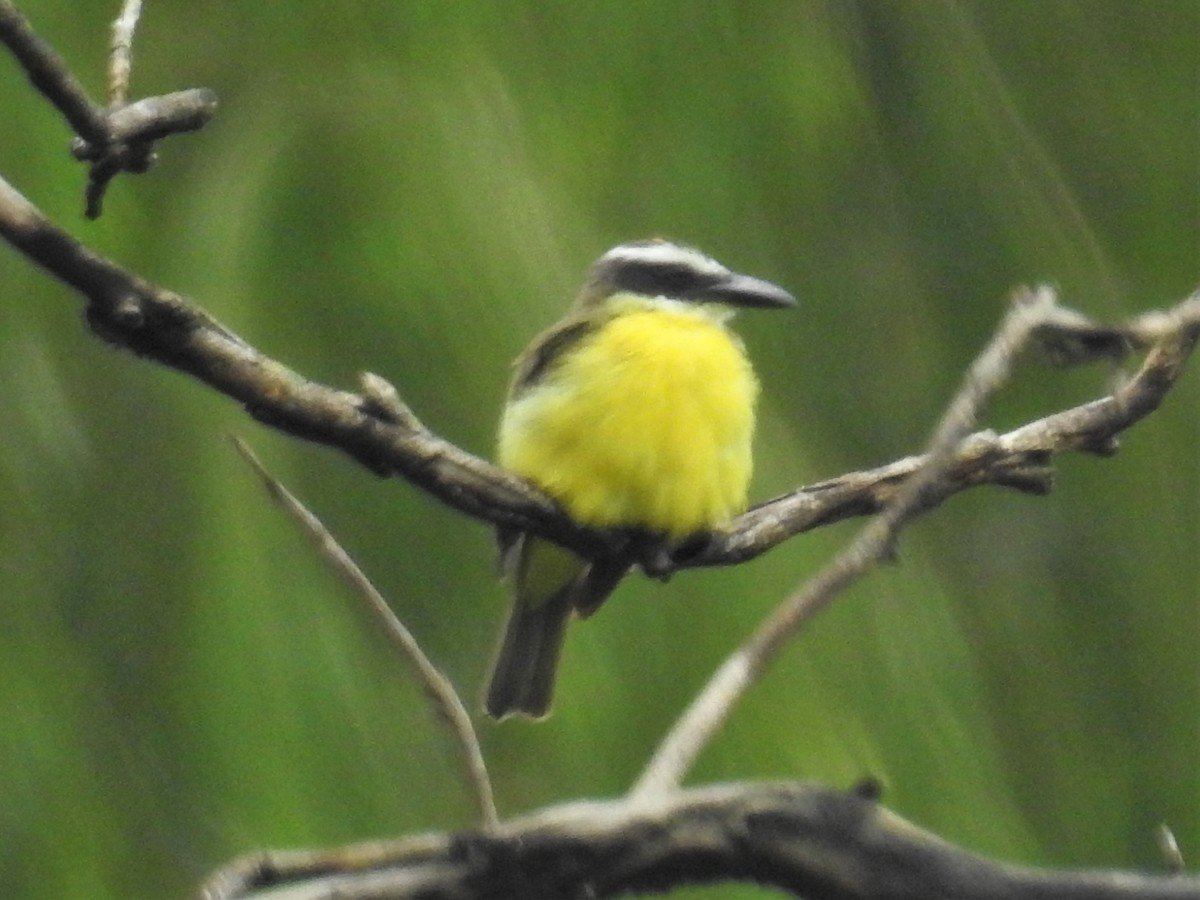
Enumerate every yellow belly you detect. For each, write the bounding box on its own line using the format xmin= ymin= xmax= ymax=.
xmin=498 ymin=301 xmax=758 ymax=538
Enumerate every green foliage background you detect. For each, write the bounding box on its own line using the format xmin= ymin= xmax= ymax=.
xmin=1 ymin=2 xmax=1196 ymax=898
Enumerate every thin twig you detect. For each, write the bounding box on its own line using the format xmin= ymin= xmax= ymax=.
xmin=630 ymin=287 xmax=1078 ymax=800
xmin=108 ymin=0 xmax=142 ymax=107
xmin=230 ymin=436 xmax=497 ymax=829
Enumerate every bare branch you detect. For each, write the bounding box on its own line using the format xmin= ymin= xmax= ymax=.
xmin=0 ymin=172 xmax=567 ymax=537
xmin=197 ymin=780 xmax=1199 ymax=900
xmin=230 ymin=437 xmax=497 ymax=830
xmin=1 ymin=173 xmax=1197 ymax=586
xmin=0 ymin=0 xmax=216 ymax=216
xmin=695 ymin=289 xmax=1200 ymax=568
xmin=70 ymin=88 xmax=218 ymax=157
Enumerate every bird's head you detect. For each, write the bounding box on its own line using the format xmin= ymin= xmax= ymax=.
xmin=576 ymin=239 xmax=796 ymax=313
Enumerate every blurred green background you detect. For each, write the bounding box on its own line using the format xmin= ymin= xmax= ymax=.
xmin=1 ymin=2 xmax=1196 ymax=898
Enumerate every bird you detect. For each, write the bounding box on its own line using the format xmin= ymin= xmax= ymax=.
xmin=485 ymin=239 xmax=795 ymax=719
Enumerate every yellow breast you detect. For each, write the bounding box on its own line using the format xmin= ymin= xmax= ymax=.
xmin=498 ymin=298 xmax=759 ymax=538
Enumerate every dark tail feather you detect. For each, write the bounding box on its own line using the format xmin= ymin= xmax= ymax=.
xmin=485 ymin=589 xmax=573 ymax=719
xmin=486 ymin=533 xmax=630 ymax=719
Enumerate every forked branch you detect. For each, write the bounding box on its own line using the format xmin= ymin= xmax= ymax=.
xmin=2 ymin=168 xmax=1196 ymax=583
xmin=0 ymin=0 xmax=217 ymax=216
xmin=631 ymin=289 xmax=1200 ymax=799
xmin=197 ymin=781 xmax=1199 ymax=900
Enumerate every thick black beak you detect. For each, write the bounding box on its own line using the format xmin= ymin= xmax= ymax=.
xmin=697 ymin=272 xmax=796 ymax=309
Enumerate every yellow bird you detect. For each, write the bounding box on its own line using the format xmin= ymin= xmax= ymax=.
xmin=486 ymin=240 xmax=794 ymax=719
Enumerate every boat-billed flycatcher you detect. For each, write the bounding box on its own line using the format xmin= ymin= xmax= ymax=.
xmin=486 ymin=239 xmax=794 ymax=719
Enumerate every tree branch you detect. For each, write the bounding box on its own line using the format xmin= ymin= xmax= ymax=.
xmin=0 ymin=0 xmax=107 ymax=140
xmin=197 ymin=781 xmax=1198 ymax=900
xmin=630 ymin=289 xmax=1200 ymax=799
xmin=0 ymin=0 xmax=217 ymax=216
xmin=0 ymin=168 xmax=578 ymax=535
xmin=2 ymin=171 xmax=1196 ymax=591
xmin=698 ymin=294 xmax=1200 ymax=568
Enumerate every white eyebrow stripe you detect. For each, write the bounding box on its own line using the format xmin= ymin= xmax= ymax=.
xmin=599 ymin=242 xmax=730 ymax=279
